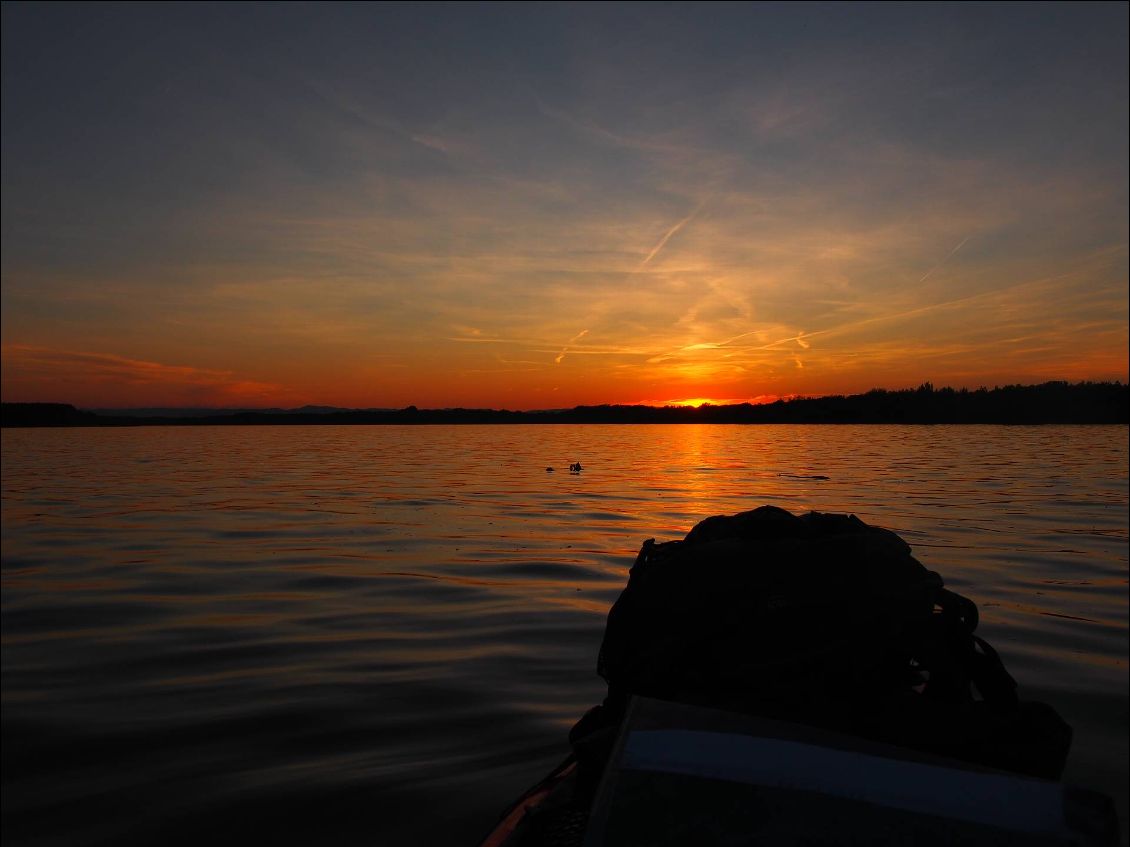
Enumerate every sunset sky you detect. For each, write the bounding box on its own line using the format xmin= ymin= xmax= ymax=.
xmin=2 ymin=3 xmax=1127 ymax=409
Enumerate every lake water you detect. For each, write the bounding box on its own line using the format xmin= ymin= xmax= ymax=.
xmin=2 ymin=424 xmax=1127 ymax=846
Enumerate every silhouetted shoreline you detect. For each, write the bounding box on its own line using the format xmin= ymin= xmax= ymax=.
xmin=3 ymin=382 xmax=1126 ymax=427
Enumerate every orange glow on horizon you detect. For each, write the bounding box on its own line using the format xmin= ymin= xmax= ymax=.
xmin=645 ymin=397 xmax=782 ymax=408
xmin=2 ymin=334 xmax=1127 ymax=413
xmin=2 ymin=311 xmax=1127 ymax=411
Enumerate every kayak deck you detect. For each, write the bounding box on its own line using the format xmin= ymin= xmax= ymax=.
xmin=482 ymin=696 xmax=1118 ymax=846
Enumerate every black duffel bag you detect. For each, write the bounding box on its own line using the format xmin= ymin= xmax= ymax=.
xmin=573 ymin=505 xmax=1072 ymax=781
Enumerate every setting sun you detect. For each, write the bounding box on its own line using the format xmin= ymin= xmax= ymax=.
xmin=663 ymin=398 xmax=738 ymax=408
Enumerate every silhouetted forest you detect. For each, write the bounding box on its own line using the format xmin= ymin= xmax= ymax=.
xmin=3 ymin=382 xmax=1127 ymax=427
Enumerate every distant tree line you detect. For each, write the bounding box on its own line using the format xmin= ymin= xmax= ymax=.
xmin=2 ymin=381 xmax=1127 ymax=427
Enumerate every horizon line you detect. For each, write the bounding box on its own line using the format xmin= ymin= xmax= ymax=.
xmin=3 ymin=379 xmax=1126 ymax=415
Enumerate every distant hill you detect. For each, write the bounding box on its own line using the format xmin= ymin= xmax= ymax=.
xmin=1 ymin=403 xmax=101 ymax=427
xmin=3 ymin=382 xmax=1127 ymax=427
xmin=86 ymin=405 xmax=362 ymax=418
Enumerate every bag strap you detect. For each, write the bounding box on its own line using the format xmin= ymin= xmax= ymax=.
xmin=969 ymin=634 xmax=1019 ymax=709
xmin=928 ymin=588 xmax=1018 ymax=709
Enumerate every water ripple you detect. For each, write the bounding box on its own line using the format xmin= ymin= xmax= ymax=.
xmin=2 ymin=424 xmax=1127 ymax=846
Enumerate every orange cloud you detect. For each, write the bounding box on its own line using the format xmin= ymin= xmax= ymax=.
xmin=0 ymin=345 xmax=295 ymax=408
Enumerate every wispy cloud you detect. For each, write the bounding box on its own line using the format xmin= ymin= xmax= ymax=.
xmin=648 ymin=328 xmax=824 ymax=364
xmin=535 ymin=99 xmax=691 ymax=157
xmin=1 ymin=345 xmax=289 ymax=406
xmin=410 ymin=134 xmax=450 ymax=154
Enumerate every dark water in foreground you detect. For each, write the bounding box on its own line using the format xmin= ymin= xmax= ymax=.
xmin=2 ymin=425 xmax=1127 ymax=846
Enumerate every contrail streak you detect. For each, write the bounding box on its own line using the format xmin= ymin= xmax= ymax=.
xmin=638 ymin=208 xmax=700 ymax=270
xmin=918 ymin=236 xmax=970 ymax=284
xmin=555 ymin=329 xmax=589 ymax=364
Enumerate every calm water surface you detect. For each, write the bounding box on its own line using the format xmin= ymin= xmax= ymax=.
xmin=2 ymin=425 xmax=1127 ymax=846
